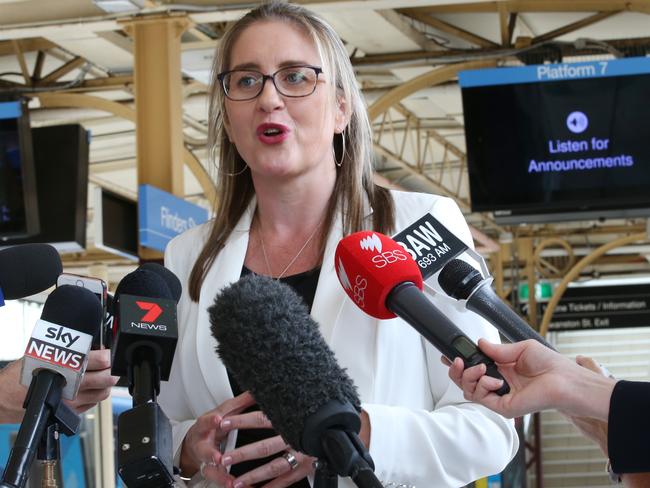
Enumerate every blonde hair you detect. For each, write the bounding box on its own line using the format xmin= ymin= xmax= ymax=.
xmin=188 ymin=1 xmax=394 ymax=300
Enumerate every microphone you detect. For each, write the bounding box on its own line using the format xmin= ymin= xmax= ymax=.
xmin=2 ymin=285 xmax=101 ymax=488
xmin=0 ymin=244 xmax=62 ymax=306
xmin=111 ymin=264 xmax=180 ymax=488
xmin=209 ymin=274 xmax=382 ymax=488
xmin=140 ymin=262 xmax=182 ymax=302
xmin=438 ymin=259 xmax=556 ymax=350
xmin=335 ymin=231 xmax=509 ymax=396
xmin=111 ymin=264 xmax=180 ymax=403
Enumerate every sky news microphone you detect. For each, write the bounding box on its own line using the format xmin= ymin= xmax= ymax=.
xmin=209 ymin=274 xmax=382 ymax=487
xmin=335 ymin=231 xmax=509 ymax=396
xmin=2 ymin=285 xmax=101 ymax=488
xmin=0 ymin=244 xmax=62 ymax=307
xmin=438 ymin=259 xmax=556 ymax=350
xmin=111 ymin=264 xmax=180 ymax=488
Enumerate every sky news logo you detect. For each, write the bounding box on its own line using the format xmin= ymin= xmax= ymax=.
xmin=25 ymin=338 xmax=85 ymax=371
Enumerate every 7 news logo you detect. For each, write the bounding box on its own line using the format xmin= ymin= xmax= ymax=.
xmin=136 ymin=301 xmax=163 ymax=322
xmin=130 ymin=300 xmax=167 ymax=332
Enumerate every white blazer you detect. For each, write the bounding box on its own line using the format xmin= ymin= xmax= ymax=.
xmin=159 ymin=190 xmax=518 ymax=488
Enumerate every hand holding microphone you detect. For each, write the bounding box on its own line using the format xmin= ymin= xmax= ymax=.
xmin=209 ymin=274 xmax=382 ymax=488
xmin=2 ymin=285 xmax=102 ymax=488
xmin=335 ymin=231 xmax=510 ymax=396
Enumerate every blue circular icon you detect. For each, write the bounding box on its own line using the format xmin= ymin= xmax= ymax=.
xmin=566 ymin=111 xmax=589 ymax=134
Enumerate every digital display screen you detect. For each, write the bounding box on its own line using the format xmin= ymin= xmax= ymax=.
xmin=452 ymin=336 xmax=477 ymax=360
xmin=460 ymin=58 xmax=650 ymax=222
xmin=101 ymin=190 xmax=138 ymax=258
xmin=0 ymin=102 xmax=29 ymax=236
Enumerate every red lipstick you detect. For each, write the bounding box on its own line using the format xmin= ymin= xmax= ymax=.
xmin=256 ymin=123 xmax=290 ymax=144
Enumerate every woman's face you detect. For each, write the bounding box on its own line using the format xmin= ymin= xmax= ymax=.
xmin=223 ymin=20 xmax=345 ymax=181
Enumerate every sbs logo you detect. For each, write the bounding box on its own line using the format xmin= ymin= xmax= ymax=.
xmin=353 ymin=275 xmax=367 ymax=308
xmin=371 ymin=249 xmax=408 ymax=268
xmin=359 ymin=234 xmax=382 ymax=253
xmin=337 ymin=258 xmax=352 ymax=291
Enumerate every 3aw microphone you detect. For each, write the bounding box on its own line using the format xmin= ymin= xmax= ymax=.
xmin=0 ymin=244 xmax=62 ymax=307
xmin=210 ymin=274 xmax=382 ymax=487
xmin=335 ymin=231 xmax=509 ymax=395
xmin=438 ymin=259 xmax=556 ymax=350
xmin=2 ymin=285 xmax=101 ymax=488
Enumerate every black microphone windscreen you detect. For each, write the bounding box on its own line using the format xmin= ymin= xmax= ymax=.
xmin=209 ymin=274 xmax=360 ymax=451
xmin=0 ymin=244 xmax=62 ymax=300
xmin=115 ymin=268 xmax=173 ymax=301
xmin=42 ymin=285 xmax=103 ymax=337
xmin=140 ymin=263 xmax=182 ymax=302
xmin=438 ymin=259 xmax=483 ymax=300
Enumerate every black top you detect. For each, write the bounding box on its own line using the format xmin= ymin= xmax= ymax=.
xmin=226 ymin=265 xmax=321 ymax=487
xmin=608 ymin=380 xmax=650 ymax=473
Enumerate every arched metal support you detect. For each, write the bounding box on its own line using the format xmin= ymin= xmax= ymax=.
xmin=367 ymin=60 xmax=495 ymax=120
xmin=540 ymin=232 xmax=648 ymax=336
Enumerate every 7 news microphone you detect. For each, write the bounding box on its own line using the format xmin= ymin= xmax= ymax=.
xmin=1 ymin=285 xmax=102 ymax=488
xmin=111 ymin=263 xmax=181 ymax=488
xmin=0 ymin=244 xmax=62 ymax=307
xmin=438 ymin=259 xmax=556 ymax=350
xmin=210 ymin=274 xmax=383 ymax=488
xmin=335 ymin=231 xmax=509 ymax=395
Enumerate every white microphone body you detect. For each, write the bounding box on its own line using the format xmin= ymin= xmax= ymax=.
xmin=20 ymin=319 xmax=93 ymax=400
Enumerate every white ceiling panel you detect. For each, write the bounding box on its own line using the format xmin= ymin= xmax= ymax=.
xmin=48 ymin=35 xmax=132 ymax=72
xmin=321 ymin=10 xmax=420 ymax=54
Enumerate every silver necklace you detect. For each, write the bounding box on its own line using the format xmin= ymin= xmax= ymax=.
xmin=257 ymin=217 xmax=322 ymax=279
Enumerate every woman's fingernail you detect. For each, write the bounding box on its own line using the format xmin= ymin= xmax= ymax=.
xmin=221 ymin=419 xmax=231 ymax=429
xmin=233 ymin=482 xmax=244 ymax=488
xmin=222 ymin=455 xmax=233 ymax=467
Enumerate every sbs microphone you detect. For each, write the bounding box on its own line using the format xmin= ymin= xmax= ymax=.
xmin=438 ymin=259 xmax=556 ymax=350
xmin=335 ymin=231 xmax=509 ymax=396
xmin=209 ymin=274 xmax=382 ymax=486
xmin=0 ymin=244 xmax=62 ymax=306
xmin=3 ymin=285 xmax=101 ymax=488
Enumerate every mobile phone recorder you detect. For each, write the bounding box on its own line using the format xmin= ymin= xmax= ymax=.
xmin=56 ymin=273 xmax=108 ymax=349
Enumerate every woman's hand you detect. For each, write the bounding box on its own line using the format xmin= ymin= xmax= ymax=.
xmin=219 ymin=430 xmax=315 ymax=488
xmin=65 ymin=349 xmax=119 ymax=413
xmin=181 ymin=392 xmax=256 ymax=484
xmin=447 ymin=339 xmax=615 ymax=421
xmin=562 ymin=355 xmax=609 ymax=454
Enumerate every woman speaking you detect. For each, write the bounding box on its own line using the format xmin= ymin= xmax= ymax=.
xmin=159 ymin=2 xmax=518 ymax=487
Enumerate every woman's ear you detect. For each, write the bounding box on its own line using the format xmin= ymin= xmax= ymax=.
xmin=334 ymin=95 xmax=349 ymax=134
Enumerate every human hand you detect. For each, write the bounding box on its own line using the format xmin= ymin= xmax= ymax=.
xmin=563 ymin=355 xmax=609 ymax=455
xmin=220 ymin=429 xmax=314 ymax=488
xmin=447 ymin=339 xmax=614 ymax=419
xmin=64 ymin=349 xmax=119 ymax=413
xmin=0 ymin=359 xmax=28 ymax=423
xmin=180 ymin=392 xmax=257 ymax=484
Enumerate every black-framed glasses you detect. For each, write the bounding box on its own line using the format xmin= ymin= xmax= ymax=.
xmin=217 ymin=65 xmax=323 ymax=101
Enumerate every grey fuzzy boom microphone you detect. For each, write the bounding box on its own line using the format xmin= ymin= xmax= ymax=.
xmin=209 ymin=274 xmax=382 ymax=488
